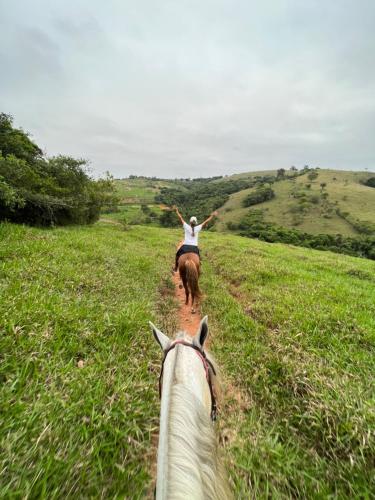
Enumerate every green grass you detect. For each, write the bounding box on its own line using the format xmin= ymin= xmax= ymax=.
xmin=200 ymin=231 xmax=375 ymax=498
xmin=114 ymin=178 xmax=177 ymax=203
xmin=214 ymin=170 xmax=278 ymax=182
xmin=1 ymin=222 xmax=374 ymax=498
xmin=102 ymin=204 xmax=163 ymax=226
xmin=216 ymin=169 xmax=375 ymax=236
xmin=0 ymin=222 xmax=178 ymax=498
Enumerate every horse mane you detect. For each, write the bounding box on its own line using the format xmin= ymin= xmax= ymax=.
xmin=159 ymin=333 xmax=231 ymax=499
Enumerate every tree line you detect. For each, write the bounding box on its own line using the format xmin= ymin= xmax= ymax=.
xmin=228 ymin=210 xmax=375 ymax=260
xmin=0 ymin=113 xmax=117 ymax=226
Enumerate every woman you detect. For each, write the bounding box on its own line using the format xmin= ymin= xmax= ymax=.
xmin=173 ymin=206 xmax=218 ymax=272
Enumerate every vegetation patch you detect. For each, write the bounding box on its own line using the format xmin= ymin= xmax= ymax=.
xmin=233 ymin=210 xmax=375 ymax=260
xmin=242 ymin=185 xmax=275 ymax=207
xmin=336 ymin=208 xmax=375 ymax=235
xmin=216 ymin=168 xmax=375 ymax=239
xmin=155 ymin=175 xmax=279 ymax=226
xmin=363 ymin=177 xmax=375 ymax=188
xmin=0 ymin=114 xmax=117 ymax=226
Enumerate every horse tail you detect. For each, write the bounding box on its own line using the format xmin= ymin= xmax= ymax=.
xmin=185 ymin=258 xmax=200 ymax=304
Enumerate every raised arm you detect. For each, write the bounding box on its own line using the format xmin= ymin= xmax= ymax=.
xmin=201 ymin=210 xmax=218 ymax=229
xmin=173 ymin=206 xmax=185 ymax=225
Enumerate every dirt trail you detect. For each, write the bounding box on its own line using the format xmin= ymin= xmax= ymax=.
xmin=172 ymin=271 xmax=202 ymax=336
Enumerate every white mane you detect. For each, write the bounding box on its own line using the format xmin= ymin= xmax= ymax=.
xmin=156 ymin=331 xmax=231 ymax=500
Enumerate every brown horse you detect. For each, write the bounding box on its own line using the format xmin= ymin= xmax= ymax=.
xmin=178 ymin=253 xmax=201 ymax=311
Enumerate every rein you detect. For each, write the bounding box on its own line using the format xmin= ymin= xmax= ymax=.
xmin=158 ymin=340 xmax=218 ymax=421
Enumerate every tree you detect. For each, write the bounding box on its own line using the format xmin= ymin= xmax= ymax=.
xmin=0 ymin=173 xmax=23 ymax=208
xmin=0 ymin=113 xmax=42 ymax=164
xmin=320 ymin=182 xmax=327 ymax=191
xmin=0 ymin=114 xmax=117 ymax=226
xmin=277 ymin=168 xmax=286 ymax=179
xmin=159 ymin=209 xmax=179 ymax=227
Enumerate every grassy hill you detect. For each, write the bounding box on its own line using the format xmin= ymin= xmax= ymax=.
xmin=107 ymin=177 xmax=179 ymax=226
xmin=114 ymin=177 xmax=180 ymax=204
xmin=1 ymin=221 xmax=374 ymax=497
xmin=216 ymin=169 xmax=375 ymax=236
xmin=114 ymin=169 xmax=375 ymax=239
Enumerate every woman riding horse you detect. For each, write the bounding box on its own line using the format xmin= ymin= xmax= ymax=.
xmin=173 ymin=206 xmax=218 ymax=272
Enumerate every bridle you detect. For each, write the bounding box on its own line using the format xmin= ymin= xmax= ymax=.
xmin=158 ymin=340 xmax=218 ymax=421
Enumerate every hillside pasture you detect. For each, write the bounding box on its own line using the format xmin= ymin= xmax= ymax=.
xmin=200 ymin=231 xmax=375 ymax=498
xmin=102 ymin=204 xmax=164 ymax=226
xmin=115 ymin=178 xmax=179 ymax=204
xmin=1 ymin=222 xmax=374 ymax=498
xmin=216 ymin=169 xmax=375 ymax=237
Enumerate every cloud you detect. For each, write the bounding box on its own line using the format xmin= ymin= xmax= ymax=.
xmin=0 ymin=0 xmax=374 ymax=177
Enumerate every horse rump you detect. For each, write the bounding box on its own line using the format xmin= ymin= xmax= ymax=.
xmin=185 ymin=258 xmax=201 ymax=303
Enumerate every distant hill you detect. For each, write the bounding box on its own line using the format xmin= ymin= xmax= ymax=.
xmin=114 ymin=169 xmax=375 ymax=237
xmin=112 ymin=169 xmax=375 ymax=259
xmin=216 ymin=169 xmax=375 ymax=237
xmin=114 ymin=177 xmax=179 ymax=204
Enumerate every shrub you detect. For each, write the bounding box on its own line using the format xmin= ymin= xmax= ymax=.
xmin=118 ymin=216 xmax=130 ymax=231
xmin=364 ymin=177 xmax=375 ymax=188
xmin=141 ymin=204 xmax=151 ymax=214
xmin=289 ymin=203 xmax=304 ymax=214
xmin=226 ymin=221 xmax=239 ymax=230
xmin=309 ymin=195 xmax=320 ymax=204
xmin=307 ymin=170 xmax=319 ymax=181
xmin=242 ymin=186 xmax=275 ymax=207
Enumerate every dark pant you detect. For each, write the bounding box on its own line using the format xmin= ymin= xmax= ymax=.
xmin=175 ymin=245 xmax=200 ymax=269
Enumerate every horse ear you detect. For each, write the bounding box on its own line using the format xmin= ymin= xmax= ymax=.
xmin=193 ymin=315 xmax=209 ymax=348
xmin=149 ymin=322 xmax=171 ymax=351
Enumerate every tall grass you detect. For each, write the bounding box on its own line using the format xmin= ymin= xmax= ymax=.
xmin=0 ymin=222 xmax=177 ymax=498
xmin=200 ymin=232 xmax=375 ymax=498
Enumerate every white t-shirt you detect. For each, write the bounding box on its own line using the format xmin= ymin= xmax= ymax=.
xmin=183 ymin=222 xmax=202 ymax=246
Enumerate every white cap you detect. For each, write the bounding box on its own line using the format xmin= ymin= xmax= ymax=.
xmin=189 ymin=216 xmax=198 ymax=224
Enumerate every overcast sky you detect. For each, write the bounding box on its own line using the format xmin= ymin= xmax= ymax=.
xmin=0 ymin=0 xmax=374 ymax=178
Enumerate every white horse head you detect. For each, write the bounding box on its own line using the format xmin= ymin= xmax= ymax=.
xmin=150 ymin=316 xmax=232 ymax=500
